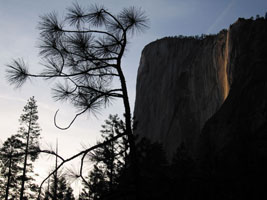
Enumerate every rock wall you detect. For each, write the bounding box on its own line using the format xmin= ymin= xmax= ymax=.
xmin=134 ymin=18 xmax=267 ymax=159
xmin=134 ymin=28 xmax=230 ymax=157
xmin=134 ymin=17 xmax=267 ymax=198
xmin=196 ymin=18 xmax=267 ymax=199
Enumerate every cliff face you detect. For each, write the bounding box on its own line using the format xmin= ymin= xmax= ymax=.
xmin=134 ymin=18 xmax=267 ymax=198
xmin=134 ymin=28 xmax=230 ymax=157
xmin=196 ymin=18 xmax=267 ymax=198
xmin=134 ymin=18 xmax=267 ymax=160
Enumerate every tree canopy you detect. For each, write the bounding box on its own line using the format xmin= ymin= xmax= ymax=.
xmin=6 ymin=3 xmax=148 ymax=198
xmin=6 ymin=3 xmax=148 ymax=128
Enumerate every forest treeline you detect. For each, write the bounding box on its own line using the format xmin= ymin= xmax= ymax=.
xmin=0 ymin=97 xmax=197 ymax=200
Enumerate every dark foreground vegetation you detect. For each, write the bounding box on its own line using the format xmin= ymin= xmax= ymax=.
xmin=0 ymin=101 xmax=196 ymax=200
xmin=4 ymin=1 xmax=149 ymax=199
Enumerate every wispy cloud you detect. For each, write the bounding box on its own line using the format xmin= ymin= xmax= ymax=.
xmin=206 ymin=0 xmax=237 ymax=34
xmin=0 ymin=94 xmax=27 ymax=103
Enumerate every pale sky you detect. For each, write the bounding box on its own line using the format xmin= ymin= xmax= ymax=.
xmin=0 ymin=0 xmax=266 ymax=197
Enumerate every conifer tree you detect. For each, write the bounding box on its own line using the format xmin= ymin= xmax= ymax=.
xmin=0 ymin=135 xmax=24 ymax=199
xmin=0 ymin=97 xmax=41 ymax=199
xmin=43 ymin=171 xmax=75 ymax=200
xmin=0 ymin=177 xmax=4 ymax=199
xmin=79 ymin=114 xmax=127 ymax=200
xmin=79 ymin=165 xmax=107 ymax=200
xmin=17 ymin=96 xmax=41 ymax=199
xmin=6 ymin=5 xmax=149 ymax=195
xmin=43 ymin=139 xmax=74 ymax=200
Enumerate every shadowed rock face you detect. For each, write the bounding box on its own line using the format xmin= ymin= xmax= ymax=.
xmin=196 ymin=18 xmax=267 ymax=199
xmin=134 ymin=18 xmax=267 ymax=160
xmin=134 ymin=18 xmax=267 ymax=198
xmin=134 ymin=28 xmax=230 ymax=158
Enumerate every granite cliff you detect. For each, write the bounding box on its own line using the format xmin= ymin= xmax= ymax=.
xmin=134 ymin=17 xmax=267 ymax=198
xmin=134 ymin=18 xmax=267 ymax=157
xmin=134 ymin=24 xmax=231 ymax=158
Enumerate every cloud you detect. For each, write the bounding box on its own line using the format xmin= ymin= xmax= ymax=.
xmin=206 ymin=0 xmax=237 ymax=34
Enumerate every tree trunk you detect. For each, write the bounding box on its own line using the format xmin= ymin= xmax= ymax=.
xmin=117 ymin=63 xmax=139 ymax=199
xmin=116 ymin=31 xmax=140 ymax=198
xmin=54 ymin=139 xmax=58 ymax=200
xmin=19 ymin=118 xmax=32 ymax=200
xmin=5 ymin=156 xmax=12 ymax=200
xmin=110 ymin=138 xmax=114 ymax=192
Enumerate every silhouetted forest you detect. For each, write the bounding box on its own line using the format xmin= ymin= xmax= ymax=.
xmin=0 ymin=103 xmax=198 ymax=200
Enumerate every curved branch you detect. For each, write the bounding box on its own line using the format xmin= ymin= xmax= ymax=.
xmin=53 ymin=108 xmax=89 ymax=130
xmin=53 ymin=90 xmax=121 ymax=130
xmin=37 ymin=160 xmax=65 ymax=199
xmin=37 ymin=131 xmax=127 ymax=199
xmin=39 ymin=149 xmax=65 ymax=162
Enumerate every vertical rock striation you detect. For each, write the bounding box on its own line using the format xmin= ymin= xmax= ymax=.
xmin=134 ymin=29 xmax=230 ymax=158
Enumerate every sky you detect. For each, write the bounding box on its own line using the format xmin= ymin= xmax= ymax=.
xmin=0 ymin=0 xmax=266 ymax=197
